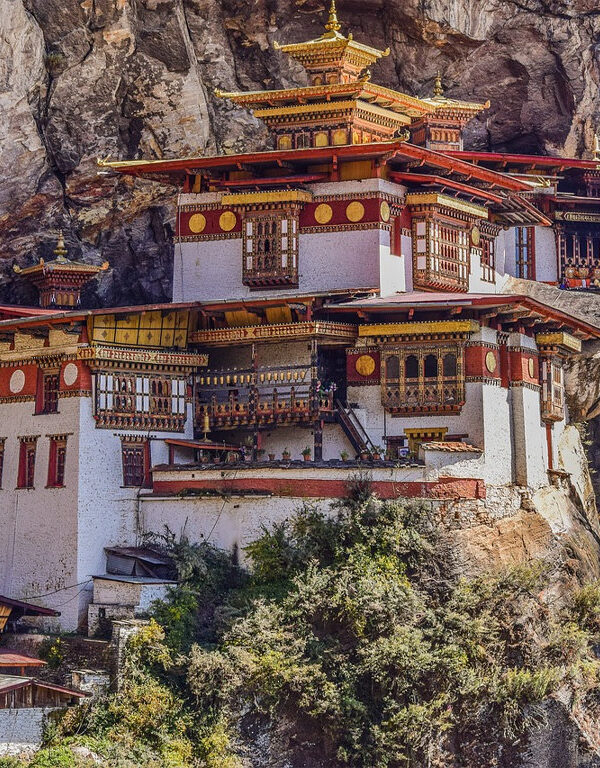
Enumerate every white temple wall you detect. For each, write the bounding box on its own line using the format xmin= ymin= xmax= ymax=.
xmin=504 ymin=227 xmax=518 ymax=278
xmin=74 ymin=400 xmax=196 ymax=631
xmin=141 ymin=494 xmax=319 ymax=562
xmin=258 ymin=425 xmax=315 ymax=460
xmin=346 ymin=382 xmax=487 ymax=452
xmin=401 ymin=233 xmax=413 ymax=291
xmin=174 ymin=228 xmax=384 ymax=303
xmin=380 ymin=250 xmax=406 ymax=295
xmin=534 ymin=227 xmax=558 ymax=283
xmin=480 ymin=384 xmax=514 ymax=485
xmin=510 ymin=385 xmax=548 ymax=488
xmin=0 ymin=398 xmax=80 ymax=631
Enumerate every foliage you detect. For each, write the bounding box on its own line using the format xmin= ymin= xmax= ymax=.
xmin=19 ymin=497 xmax=600 ymax=767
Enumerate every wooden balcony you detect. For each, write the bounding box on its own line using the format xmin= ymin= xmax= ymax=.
xmin=196 ymin=364 xmax=334 ymax=430
xmin=382 ymin=376 xmax=464 ymax=415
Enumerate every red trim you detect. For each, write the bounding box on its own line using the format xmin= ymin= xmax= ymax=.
xmin=448 ymin=150 xmax=600 ymax=171
xmin=546 ymin=424 xmax=553 ymax=470
xmin=152 ymin=476 xmax=486 ymax=500
xmin=389 ymin=171 xmax=505 ymax=204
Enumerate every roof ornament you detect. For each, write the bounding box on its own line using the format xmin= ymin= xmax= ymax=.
xmin=433 ymin=71 xmax=444 ymax=98
xmin=324 ymin=0 xmax=342 ymax=36
xmin=53 ymin=230 xmax=68 ymax=261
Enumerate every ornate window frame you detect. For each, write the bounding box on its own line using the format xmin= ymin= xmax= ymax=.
xmin=381 ymin=343 xmax=465 ymax=415
xmin=242 ymin=210 xmax=299 ymax=288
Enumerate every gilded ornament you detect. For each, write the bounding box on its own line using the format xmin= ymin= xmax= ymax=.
xmin=355 ymin=354 xmax=376 ymax=377
xmin=188 ymin=213 xmax=207 ymax=234
xmin=485 ymin=351 xmax=496 ymax=374
xmin=528 ymin=358 xmax=535 ymax=378
xmin=380 ymin=201 xmax=391 ymax=222
xmin=219 ymin=211 xmax=237 ymax=232
xmin=470 ymin=226 xmax=481 ymax=247
xmin=346 ymin=201 xmax=365 ymax=223
xmin=314 ymin=203 xmax=333 ymax=224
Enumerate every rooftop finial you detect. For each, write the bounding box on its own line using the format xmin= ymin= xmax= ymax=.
xmin=433 ymin=71 xmax=444 ymax=98
xmin=53 ymin=230 xmax=68 ymax=260
xmin=324 ymin=0 xmax=341 ymax=34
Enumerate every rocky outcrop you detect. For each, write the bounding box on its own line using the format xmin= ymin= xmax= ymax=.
xmin=0 ymin=0 xmax=599 ymax=306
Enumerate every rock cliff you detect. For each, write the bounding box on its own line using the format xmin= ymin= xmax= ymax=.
xmin=1 ymin=0 xmax=599 ymax=306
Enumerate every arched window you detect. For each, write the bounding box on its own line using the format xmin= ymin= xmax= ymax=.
xmin=443 ymin=353 xmax=457 ymax=378
xmin=405 ymin=355 xmax=418 ymax=378
xmin=424 ymin=354 xmax=438 ymax=378
xmin=386 ymin=355 xmax=400 ymax=379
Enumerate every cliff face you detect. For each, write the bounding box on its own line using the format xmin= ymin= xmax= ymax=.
xmin=0 ymin=0 xmax=599 ymax=306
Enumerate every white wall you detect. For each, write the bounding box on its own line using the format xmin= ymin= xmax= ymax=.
xmin=0 ymin=398 xmax=80 ymax=631
xmin=535 ymin=226 xmax=558 ymax=283
xmin=175 ymin=228 xmax=385 ymax=302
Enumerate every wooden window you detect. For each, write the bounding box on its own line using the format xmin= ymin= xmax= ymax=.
xmin=242 ymin=212 xmax=299 ymax=288
xmin=0 ymin=439 xmax=5 ymax=489
xmin=96 ymin=373 xmax=187 ymax=430
xmin=382 ymin=346 xmax=465 ymax=414
xmin=413 ymin=217 xmax=469 ymax=291
xmin=47 ymin=437 xmax=67 ymax=488
xmin=121 ymin=440 xmax=150 ymax=488
xmin=36 ymin=371 xmax=59 ymax=414
xmin=515 ymin=227 xmax=535 ymax=279
xmin=481 ymin=237 xmax=496 ymax=283
xmin=17 ymin=438 xmax=37 ymax=489
xmin=540 ymin=357 xmax=564 ymax=422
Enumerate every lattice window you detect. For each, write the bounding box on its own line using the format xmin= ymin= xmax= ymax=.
xmin=540 ymin=357 xmax=564 ymax=422
xmin=559 ymin=230 xmax=600 ymax=281
xmin=47 ymin=436 xmax=67 ymax=487
xmin=381 ymin=346 xmax=465 ymax=414
xmin=95 ymin=373 xmax=187 ymax=431
xmin=121 ymin=439 xmax=150 ymax=487
xmin=515 ymin=227 xmax=535 ymax=279
xmin=243 ymin=213 xmax=299 ymax=288
xmin=17 ymin=437 xmax=37 ymax=489
xmin=413 ymin=217 xmax=469 ymax=291
xmin=481 ymin=237 xmax=496 ymax=283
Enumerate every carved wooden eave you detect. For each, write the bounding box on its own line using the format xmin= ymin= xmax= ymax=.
xmin=190 ymin=320 xmax=357 ymax=347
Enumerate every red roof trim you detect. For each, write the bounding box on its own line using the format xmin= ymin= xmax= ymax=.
xmin=0 ymin=595 xmax=60 ymax=616
xmin=448 ymin=150 xmax=600 ymax=171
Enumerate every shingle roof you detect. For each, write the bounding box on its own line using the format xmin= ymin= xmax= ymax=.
xmin=420 ymin=442 xmax=482 ymax=453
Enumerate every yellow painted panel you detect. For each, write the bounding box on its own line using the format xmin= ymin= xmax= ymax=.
xmin=89 ymin=310 xmax=189 ymax=349
xmin=359 ymin=320 xmax=479 ymax=337
xmin=340 ymin=160 xmax=373 ymax=181
xmin=265 ymin=306 xmax=293 ymax=324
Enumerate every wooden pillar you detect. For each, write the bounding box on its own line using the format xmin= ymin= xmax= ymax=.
xmin=251 ymin=343 xmax=259 ymax=460
xmin=310 ymin=339 xmax=322 ymax=461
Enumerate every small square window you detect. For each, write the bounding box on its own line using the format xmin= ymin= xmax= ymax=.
xmin=47 ymin=437 xmax=67 ymax=488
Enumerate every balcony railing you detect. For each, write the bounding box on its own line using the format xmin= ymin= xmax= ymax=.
xmin=196 ymin=364 xmax=334 ymax=429
xmin=382 ymin=376 xmax=464 ymax=414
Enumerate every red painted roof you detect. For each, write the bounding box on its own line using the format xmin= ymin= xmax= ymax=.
xmin=0 ymin=595 xmax=60 ymax=617
xmin=0 ymin=651 xmax=46 ymax=667
xmin=0 ymin=674 xmax=89 ymax=697
xmin=448 ymin=150 xmax=600 ymax=171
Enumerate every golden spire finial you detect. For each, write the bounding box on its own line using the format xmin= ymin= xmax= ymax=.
xmin=324 ymin=0 xmax=341 ymax=34
xmin=54 ymin=230 xmax=68 ymax=260
xmin=433 ymin=71 xmax=444 ymax=98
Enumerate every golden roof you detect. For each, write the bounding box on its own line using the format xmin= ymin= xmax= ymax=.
xmin=14 ymin=232 xmax=109 ymax=277
xmin=273 ymin=1 xmax=389 ymax=69
xmin=216 ymin=78 xmax=433 ymax=119
xmin=422 ymin=73 xmax=489 ymax=115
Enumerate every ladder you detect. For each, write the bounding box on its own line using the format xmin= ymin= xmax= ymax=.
xmin=335 ymin=400 xmax=376 ymax=456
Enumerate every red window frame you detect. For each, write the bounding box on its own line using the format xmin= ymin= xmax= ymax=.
xmin=36 ymin=371 xmax=59 ymax=415
xmin=121 ymin=440 xmax=151 ymax=488
xmin=17 ymin=439 xmax=37 ymax=489
xmin=47 ymin=437 xmax=67 ymax=488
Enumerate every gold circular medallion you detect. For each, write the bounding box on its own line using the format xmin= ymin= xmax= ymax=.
xmin=380 ymin=201 xmax=391 ymax=222
xmin=471 ymin=226 xmax=481 ymax=247
xmin=219 ymin=211 xmax=237 ymax=232
xmin=355 ymin=354 xmax=376 ymax=377
xmin=188 ymin=213 xmax=206 ymax=234
xmin=346 ymin=201 xmax=365 ymax=223
xmin=485 ymin=350 xmax=497 ymax=374
xmin=314 ymin=203 xmax=333 ymax=225
xmin=528 ymin=358 xmax=535 ymax=378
